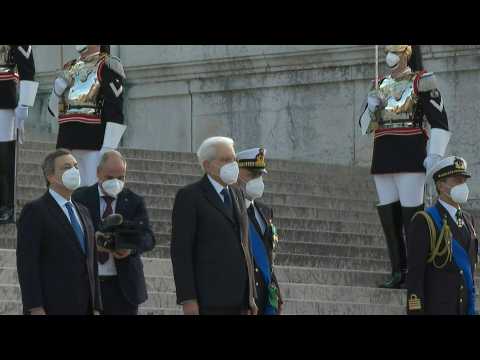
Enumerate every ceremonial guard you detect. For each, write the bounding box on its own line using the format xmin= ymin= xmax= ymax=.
xmin=48 ymin=45 xmax=126 ymax=186
xmin=359 ymin=45 xmax=451 ymax=288
xmin=0 ymin=45 xmax=37 ymax=224
xmin=236 ymin=147 xmax=283 ymax=314
xmin=406 ymin=156 xmax=477 ymax=315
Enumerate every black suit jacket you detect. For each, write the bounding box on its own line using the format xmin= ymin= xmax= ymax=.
xmin=171 ymin=175 xmax=257 ymax=311
xmin=16 ymin=191 xmax=101 ymax=315
xmin=249 ymin=200 xmax=283 ymax=313
xmin=73 ymin=184 xmax=156 ymax=306
xmin=406 ymin=201 xmax=478 ymax=315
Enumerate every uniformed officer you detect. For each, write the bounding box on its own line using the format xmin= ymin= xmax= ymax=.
xmin=236 ymin=147 xmax=283 ymax=315
xmin=359 ymin=45 xmax=451 ymax=288
xmin=406 ymin=156 xmax=477 ymax=315
xmin=48 ymin=45 xmax=126 ymax=187
xmin=0 ymin=45 xmax=38 ymax=224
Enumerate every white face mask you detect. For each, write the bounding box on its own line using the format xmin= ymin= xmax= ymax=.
xmin=386 ymin=52 xmax=400 ymax=69
xmin=102 ymin=179 xmax=124 ymax=197
xmin=61 ymin=167 xmax=81 ymax=191
xmin=219 ymin=161 xmax=239 ymax=185
xmin=245 ymin=176 xmax=264 ymax=200
xmin=75 ymin=45 xmax=88 ymax=53
xmin=448 ymin=183 xmax=470 ymax=204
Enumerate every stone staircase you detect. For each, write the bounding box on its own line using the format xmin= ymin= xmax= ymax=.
xmin=1 ymin=141 xmax=478 ymax=315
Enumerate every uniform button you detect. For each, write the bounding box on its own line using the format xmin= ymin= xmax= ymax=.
xmin=460 ymin=270 xmax=464 ymax=275
xmin=460 ymin=299 xmax=463 ymax=303
xmin=460 ymin=285 xmax=464 ymax=290
xmin=256 ymin=282 xmax=259 ymax=286
xmin=255 ymin=268 xmax=259 ymax=273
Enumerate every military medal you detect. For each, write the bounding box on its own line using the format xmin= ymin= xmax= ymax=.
xmin=455 ymin=209 xmax=464 ymax=228
xmin=269 ymin=219 xmax=279 ymax=249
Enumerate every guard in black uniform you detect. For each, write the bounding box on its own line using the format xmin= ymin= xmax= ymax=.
xmin=406 ymin=156 xmax=477 ymax=315
xmin=359 ymin=45 xmax=451 ymax=288
xmin=236 ymin=147 xmax=283 ymax=315
xmin=0 ymin=45 xmax=37 ymax=224
xmin=48 ymin=45 xmax=126 ymax=186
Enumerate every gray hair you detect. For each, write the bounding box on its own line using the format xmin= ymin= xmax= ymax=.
xmin=41 ymin=148 xmax=72 ymax=187
xmin=98 ymin=150 xmax=127 ymax=171
xmin=196 ymin=136 xmax=234 ymax=171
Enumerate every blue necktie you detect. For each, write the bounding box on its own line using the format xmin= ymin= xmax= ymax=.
xmin=65 ymin=202 xmax=86 ymax=254
xmin=221 ymin=188 xmax=231 ymax=208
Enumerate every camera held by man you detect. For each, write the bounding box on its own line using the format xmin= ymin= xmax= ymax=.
xmin=96 ymin=213 xmax=147 ymax=252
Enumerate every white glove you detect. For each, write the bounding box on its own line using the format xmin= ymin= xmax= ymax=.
xmin=423 ymin=154 xmax=442 ymax=173
xmin=14 ymin=105 xmax=28 ymax=144
xmin=54 ymin=77 xmax=69 ymax=96
xmin=367 ymin=94 xmax=383 ymax=112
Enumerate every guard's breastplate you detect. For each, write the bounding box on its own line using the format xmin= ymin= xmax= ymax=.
xmin=378 ymin=72 xmax=419 ymax=123
xmin=60 ymin=54 xmax=104 ymax=117
xmin=0 ymin=45 xmax=15 ymax=74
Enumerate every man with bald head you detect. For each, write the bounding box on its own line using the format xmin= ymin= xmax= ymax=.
xmin=73 ymin=150 xmax=155 ymax=315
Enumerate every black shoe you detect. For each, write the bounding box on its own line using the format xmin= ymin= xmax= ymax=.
xmin=379 ymin=272 xmax=405 ymax=289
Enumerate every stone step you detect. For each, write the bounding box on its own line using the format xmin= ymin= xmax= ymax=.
xmin=276 ymin=241 xmax=388 ymax=260
xmin=18 ymin=161 xmax=378 ymax=192
xmin=19 ymin=151 xmax=373 ymax=184
xmin=0 ymin=227 xmax=388 ymax=251
xmin=281 ymin=299 xmax=405 ymax=315
xmin=0 ymin=216 xmax=384 ymax=238
xmin=0 ymin=282 xmax=407 ymax=310
xmin=19 ymin=144 xmax=373 ymax=177
xmin=15 ymin=191 xmax=378 ymax=215
xmin=16 ymin=174 xmax=378 ymax=202
xmin=0 ymin=297 xmax=407 ymax=316
xmin=275 ymin=253 xmax=390 ymax=272
xmin=18 ymin=171 xmax=378 ymax=198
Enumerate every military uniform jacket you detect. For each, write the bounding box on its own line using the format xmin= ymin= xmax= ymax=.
xmin=0 ymin=45 xmax=35 ymax=110
xmin=406 ymin=201 xmax=478 ymax=315
xmin=360 ymin=71 xmax=449 ymax=175
xmin=53 ymin=53 xmax=125 ymax=151
xmin=249 ymin=200 xmax=283 ymax=313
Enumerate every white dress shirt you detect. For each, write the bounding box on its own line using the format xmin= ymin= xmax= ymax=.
xmin=48 ymin=188 xmax=84 ymax=233
xmin=98 ymin=185 xmax=118 ymax=276
xmin=245 ymin=199 xmax=266 ymax=235
xmin=207 ymin=174 xmax=228 ymax=202
xmin=438 ymin=199 xmax=462 ymax=223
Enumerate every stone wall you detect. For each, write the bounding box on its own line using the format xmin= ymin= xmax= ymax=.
xmin=28 ymin=45 xmax=480 ymax=180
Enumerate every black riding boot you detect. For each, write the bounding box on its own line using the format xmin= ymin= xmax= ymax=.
xmin=0 ymin=141 xmax=16 ymax=225
xmin=377 ymin=201 xmax=405 ymax=289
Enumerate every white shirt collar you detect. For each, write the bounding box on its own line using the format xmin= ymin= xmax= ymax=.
xmin=438 ymin=199 xmax=461 ymax=222
xmin=245 ymin=198 xmax=254 ymax=209
xmin=49 ymin=188 xmax=71 ymax=207
xmin=207 ymin=174 xmax=227 ymax=196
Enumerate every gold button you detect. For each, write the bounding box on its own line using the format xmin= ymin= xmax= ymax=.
xmin=255 ymin=268 xmax=259 ymax=273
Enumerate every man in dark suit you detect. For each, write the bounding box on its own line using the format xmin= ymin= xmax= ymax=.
xmin=236 ymin=147 xmax=283 ymax=315
xmin=16 ymin=149 xmax=101 ymax=315
xmin=406 ymin=156 xmax=478 ymax=315
xmin=171 ymin=136 xmax=258 ymax=315
xmin=73 ymin=150 xmax=155 ymax=315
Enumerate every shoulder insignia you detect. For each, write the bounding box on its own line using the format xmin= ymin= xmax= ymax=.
xmin=105 ymin=55 xmax=126 ymax=79
xmin=408 ymin=294 xmax=422 ymax=311
xmin=417 ymin=71 xmax=438 ymax=93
